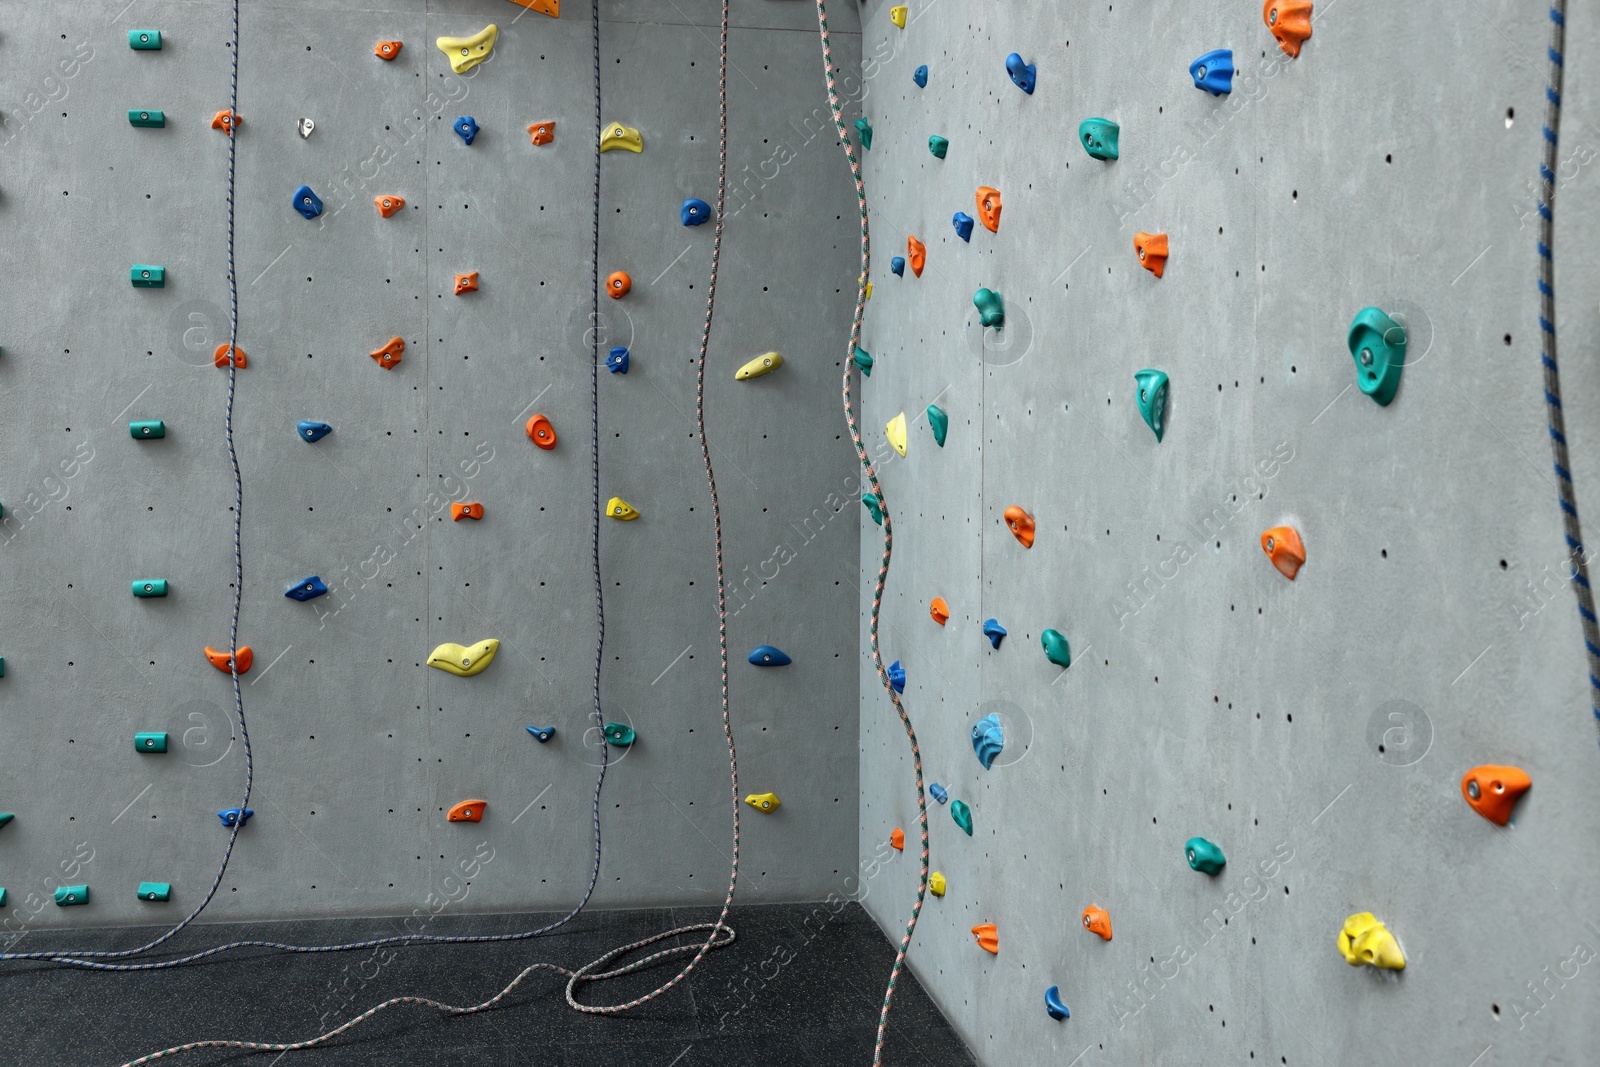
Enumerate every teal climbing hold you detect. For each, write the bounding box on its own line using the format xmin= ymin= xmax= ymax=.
xmin=929 ymin=135 xmax=948 ymax=159
xmin=54 ymin=885 xmax=88 ymax=906
xmin=137 ymin=882 xmax=172 ymax=902
xmin=1041 ymin=629 xmax=1071 ymax=668
xmin=129 ymin=30 xmax=162 ymax=50
xmin=0 ymin=814 xmax=12 ymax=830
xmin=951 ymin=799 xmax=973 ymax=835
xmin=135 ymin=732 xmax=169 ymax=753
xmin=1185 ymin=837 xmax=1227 ymax=875
xmin=603 ymin=722 xmax=636 ymax=746
xmin=1347 ymin=307 xmax=1406 ymax=406
xmin=854 ymin=117 xmax=873 ymax=150
xmin=971 ymin=713 xmax=1004 ymax=769
xmin=854 ymin=346 xmax=874 ymax=376
xmin=1135 ymin=369 xmax=1169 ymax=441
xmin=128 ymin=109 xmax=166 ymax=128
xmin=526 ymin=726 xmax=556 ymax=742
xmin=863 ymin=493 xmax=884 ymax=525
xmin=1079 ymin=118 xmax=1119 ymax=161
xmin=132 ymin=580 xmax=168 ymax=598
xmin=0 ymin=889 xmax=6 ymax=906
xmin=927 ymin=405 xmax=948 ymax=447
xmin=974 ymin=288 xmax=1005 ymax=328
xmin=129 ymin=420 xmax=166 ymax=439
xmin=131 ymin=265 xmax=166 ymax=288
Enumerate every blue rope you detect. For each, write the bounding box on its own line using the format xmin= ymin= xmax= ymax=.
xmin=1536 ymin=2 xmax=1600 ymax=740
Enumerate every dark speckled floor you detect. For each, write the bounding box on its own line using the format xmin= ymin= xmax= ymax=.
xmin=0 ymin=903 xmax=975 ymax=1067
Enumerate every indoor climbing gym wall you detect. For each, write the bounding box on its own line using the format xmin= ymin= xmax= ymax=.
xmin=0 ymin=0 xmax=863 ymax=929
xmin=850 ymin=1 xmax=1600 ymax=1065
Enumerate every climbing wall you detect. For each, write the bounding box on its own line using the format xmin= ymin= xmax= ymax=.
xmin=853 ymin=1 xmax=1600 ymax=1064
xmin=0 ymin=0 xmax=862 ymax=928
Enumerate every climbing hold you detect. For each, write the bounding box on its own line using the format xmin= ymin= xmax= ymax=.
xmin=681 ymin=198 xmax=712 ymax=226
xmin=528 ymin=121 xmax=556 ymax=146
xmin=1134 ymin=232 xmax=1169 ymax=277
xmin=928 ymin=135 xmax=948 ymax=159
xmin=971 ymin=924 xmax=999 ymax=954
xmin=426 ymin=639 xmax=500 ymax=677
xmin=1190 ymin=49 xmax=1235 ymax=95
xmin=889 ymin=827 xmax=904 ymax=850
xmin=452 ymin=116 xmax=479 ymax=146
xmin=887 ymin=660 xmax=906 ymax=693
xmin=374 ymin=41 xmax=402 ymax=60
xmin=913 ymin=65 xmax=928 ymax=88
xmin=1005 ymin=53 xmax=1036 ymax=94
xmin=950 ymin=799 xmax=973 ymax=835
xmin=1079 ymin=118 xmax=1119 ymax=161
xmin=129 ymin=29 xmax=162 ymax=50
xmin=735 ymin=352 xmax=783 ymax=380
xmin=204 ymin=646 xmax=252 ymax=674
xmin=218 ymin=808 xmax=253 ymax=828
xmin=507 ymin=0 xmax=559 ymax=15
xmin=890 ymin=257 xmax=905 ymax=277
xmin=600 ymin=122 xmax=643 ymax=153
xmin=447 ymin=800 xmax=486 ymax=823
xmin=1135 ymin=369 xmax=1170 ymax=441
xmin=854 ymin=117 xmax=873 ymax=151
xmin=907 ymin=236 xmax=926 ymax=277
xmin=526 ymin=726 xmax=556 ymax=742
xmin=213 ymin=344 xmax=246 ymax=369
xmin=886 ymin=413 xmax=907 ymax=458
xmin=607 ymin=346 xmax=630 ymax=374
xmin=1082 ymin=905 xmax=1113 ymax=940
xmin=454 ymin=271 xmax=479 ymax=294
xmin=981 ymin=619 xmax=1006 ymax=650
xmin=1185 ymin=837 xmax=1227 ymax=875
xmin=1003 ymin=506 xmax=1035 ymax=548
xmin=436 ymin=24 xmax=497 ymax=74
xmin=450 ymin=502 xmax=484 ymax=521
xmin=862 ymin=493 xmax=884 ymax=525
xmin=1045 ymin=987 xmax=1070 ymax=1021
xmin=603 ymin=722 xmax=636 ymax=746
xmin=976 ymin=187 xmax=1002 ymax=232
xmin=0 ymin=814 xmax=11 ymax=830
xmin=745 ymin=792 xmax=782 ymax=812
xmin=526 ymin=414 xmax=557 ymax=449
xmin=54 ymin=886 xmax=89 ymax=906
xmin=606 ymin=271 xmax=632 ymax=299
xmin=1261 ymin=526 xmax=1306 ymax=580
xmin=1461 ymin=764 xmax=1531 ymax=826
xmin=137 ymin=882 xmax=171 ymax=902
xmin=374 ymin=195 xmax=405 ymax=218
xmin=929 ymin=598 xmax=950 ymax=626
xmin=1041 ymin=629 xmax=1072 ymax=669
xmin=971 ymin=713 xmax=1004 ymax=770
xmin=131 ymin=265 xmax=166 ymax=288
xmin=889 ymin=5 xmax=907 ymax=28
xmin=132 ymin=580 xmax=169 ymax=598
xmin=128 ymin=109 xmax=166 ymax=129
xmin=605 ymin=497 xmax=640 ymax=521
xmin=370 ymin=337 xmax=404 ymax=369
xmin=1264 ymin=0 xmax=1313 ymax=58
xmin=129 ymin=420 xmax=166 ymax=440
xmin=923 ymin=408 xmax=949 ymax=452
xmin=930 ymin=783 xmax=948 ymax=804
xmin=297 ymin=117 xmax=315 ymax=139
xmin=1347 ymin=307 xmax=1407 ymax=406
xmin=134 ymin=732 xmax=169 ymax=753
xmin=854 ymin=346 xmax=874 ymax=375
xmin=974 ymin=287 xmax=1005 ymax=327
xmin=284 ymin=576 xmax=327 ymax=602
xmin=1338 ymin=912 xmax=1405 ymax=970
xmin=297 ymin=421 xmax=332 ymax=443
xmin=210 ymin=110 xmax=240 ymax=135
xmin=953 ymin=212 xmax=974 ymax=242
xmin=929 ymin=872 xmax=946 ymax=896
xmin=747 ymin=645 xmax=792 ymax=667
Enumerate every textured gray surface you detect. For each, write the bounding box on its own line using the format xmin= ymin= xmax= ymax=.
xmin=0 ymin=0 xmax=861 ymax=929
xmin=852 ymin=2 xmax=1600 ymax=1066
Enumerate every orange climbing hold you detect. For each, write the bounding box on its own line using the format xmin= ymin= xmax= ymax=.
xmin=447 ymin=799 xmax=487 ymax=823
xmin=971 ymin=924 xmax=999 ymax=954
xmin=1003 ymin=506 xmax=1035 ymax=548
xmin=1261 ymin=526 xmax=1305 ymax=580
xmin=907 ymin=236 xmax=926 ymax=278
xmin=204 ymin=646 xmax=253 ymax=674
xmin=374 ymin=195 xmax=405 ymax=217
xmin=370 ymin=337 xmax=404 ymax=370
xmin=890 ymin=827 xmax=905 ymax=851
xmin=1082 ymin=905 xmax=1113 ymax=940
xmin=451 ymin=502 xmax=485 ymax=521
xmin=506 ymin=0 xmax=559 ymax=15
xmin=528 ymin=121 xmax=556 ymax=146
xmin=210 ymin=110 xmax=240 ymax=135
xmin=930 ymin=597 xmax=950 ymax=625
xmin=976 ymin=186 xmax=1001 ymax=233
xmin=526 ymin=414 xmax=557 ymax=450
xmin=213 ymin=345 xmax=246 ymax=369
xmin=1134 ymin=232 xmax=1169 ymax=278
xmin=606 ymin=271 xmax=632 ymax=299
xmin=454 ymin=272 xmax=479 ymax=295
xmin=1461 ymin=765 xmax=1531 ymax=826
xmin=1264 ymin=0 xmax=1313 ymax=58
xmin=374 ymin=41 xmax=402 ymax=60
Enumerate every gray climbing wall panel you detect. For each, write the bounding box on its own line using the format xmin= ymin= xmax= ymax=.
xmin=0 ymin=0 xmax=860 ymax=930
xmin=853 ymin=1 xmax=1600 ymax=1065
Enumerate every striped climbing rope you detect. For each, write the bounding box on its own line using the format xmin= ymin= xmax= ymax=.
xmin=1537 ymin=2 xmax=1600 ymax=741
xmin=813 ymin=3 xmax=932 ymax=1064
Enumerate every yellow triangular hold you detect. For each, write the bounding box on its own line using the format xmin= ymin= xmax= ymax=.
xmin=606 ymin=497 xmax=640 ymax=520
xmin=436 ymin=24 xmax=497 ymax=74
xmin=600 ymin=122 xmax=643 ymax=153
xmin=890 ymin=5 xmax=908 ymax=28
xmin=886 ymin=412 xmax=907 ymax=457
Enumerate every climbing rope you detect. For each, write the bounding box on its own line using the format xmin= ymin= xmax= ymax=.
xmin=813 ymin=3 xmax=932 ymax=1064
xmin=1537 ymin=2 xmax=1600 ymax=742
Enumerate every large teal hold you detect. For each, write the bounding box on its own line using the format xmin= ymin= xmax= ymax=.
xmin=129 ymin=29 xmax=162 ymax=50
xmin=863 ymin=493 xmax=884 ymax=525
xmin=1135 ymin=369 xmax=1169 ymax=441
xmin=950 ymin=799 xmax=973 ymax=835
xmin=55 ymin=885 xmax=89 ymax=906
xmin=129 ymin=420 xmax=166 ymax=439
xmin=137 ymin=882 xmax=171 ymax=901
xmin=135 ymin=732 xmax=169 ymax=753
xmin=927 ymin=404 xmax=948 ymax=447
xmin=603 ymin=722 xmax=636 ymax=746
xmin=131 ymin=265 xmax=165 ymax=288
xmin=1041 ymin=628 xmax=1071 ymax=668
xmin=854 ymin=117 xmax=873 ymax=151
xmin=1347 ymin=307 xmax=1406 ymax=406
xmin=132 ymin=579 xmax=168 ymax=598
xmin=928 ymin=135 xmax=949 ymax=159
xmin=853 ymin=346 xmax=874 ymax=376
xmin=128 ymin=109 xmax=165 ymax=128
xmin=1185 ymin=837 xmax=1227 ymax=874
xmin=974 ymin=288 xmax=1005 ymax=328
xmin=1079 ymin=118 xmax=1119 ymax=161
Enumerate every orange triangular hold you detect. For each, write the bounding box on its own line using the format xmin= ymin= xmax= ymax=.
xmin=213 ymin=344 xmax=246 ymax=368
xmin=374 ymin=41 xmax=402 ymax=60
xmin=204 ymin=646 xmax=253 ymax=674
xmin=890 ymin=827 xmax=904 ymax=850
xmin=370 ymin=337 xmax=404 ymax=369
xmin=210 ymin=110 xmax=240 ymax=134
xmin=374 ymin=194 xmax=405 ymax=218
xmin=454 ymin=272 xmax=479 ymax=295
xmin=506 ymin=0 xmax=558 ymax=15
xmin=447 ymin=799 xmax=487 ymax=823
xmin=1461 ymin=765 xmax=1531 ymax=826
xmin=971 ymin=923 xmax=999 ymax=954
xmin=528 ymin=121 xmax=555 ymax=146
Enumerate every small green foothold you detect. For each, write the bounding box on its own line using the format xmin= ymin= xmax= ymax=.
xmin=863 ymin=493 xmax=884 ymax=525
xmin=0 ymin=888 xmax=7 ymax=907
xmin=1185 ymin=837 xmax=1227 ymax=875
xmin=135 ymin=732 xmax=169 ymax=753
xmin=974 ymin=288 xmax=1005 ymax=328
xmin=128 ymin=109 xmax=166 ymax=128
xmin=1079 ymin=117 xmax=1120 ymax=161
xmin=131 ymin=265 xmax=166 ymax=288
xmin=853 ymin=346 xmax=874 ymax=377
xmin=854 ymin=117 xmax=873 ymax=151
xmin=0 ymin=658 xmax=7 ymax=678
xmin=603 ymin=722 xmax=636 ymax=746
xmin=1135 ymin=369 xmax=1169 ymax=442
xmin=132 ymin=579 xmax=169 ymax=598
xmin=137 ymin=882 xmax=172 ymax=902
xmin=54 ymin=885 xmax=88 ymax=906
xmin=927 ymin=405 xmax=948 ymax=447
xmin=0 ymin=814 xmax=12 ymax=830
xmin=130 ymin=420 xmax=166 ymax=439
xmin=928 ymin=135 xmax=949 ymax=159
xmin=129 ymin=29 xmax=162 ymax=50
xmin=1041 ymin=629 xmax=1071 ymax=669
xmin=950 ymin=799 xmax=973 ymax=836
xmin=1347 ymin=307 xmax=1406 ymax=406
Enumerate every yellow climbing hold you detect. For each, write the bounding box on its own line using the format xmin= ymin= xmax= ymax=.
xmin=929 ymin=872 xmax=946 ymax=896
xmin=865 ymin=281 xmax=873 ymax=300
xmin=744 ymin=792 xmax=782 ymax=812
xmin=735 ymin=352 xmax=784 ymax=381
xmin=606 ymin=497 xmax=640 ymax=520
xmin=426 ymin=639 xmax=500 ymax=677
xmin=600 ymin=122 xmax=643 ymax=153
xmin=886 ymin=413 xmax=907 ymax=457
xmin=1337 ymin=912 xmax=1406 ymax=970
xmin=890 ymin=5 xmax=908 ymax=27
xmin=436 ymin=24 xmax=496 ymax=74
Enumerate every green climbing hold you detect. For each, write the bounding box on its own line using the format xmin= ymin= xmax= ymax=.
xmin=951 ymin=799 xmax=973 ymax=836
xmin=863 ymin=493 xmax=884 ymax=525
xmin=135 ymin=732 xmax=169 ymax=753
xmin=0 ymin=889 xmax=6 ymax=906
xmin=132 ymin=579 xmax=169 ymax=598
xmin=128 ymin=109 xmax=166 ymax=129
xmin=1041 ymin=629 xmax=1071 ymax=668
xmin=927 ymin=405 xmax=948 ymax=447
xmin=137 ymin=882 xmax=172 ymax=901
xmin=603 ymin=722 xmax=636 ymax=746
xmin=129 ymin=29 xmax=162 ymax=50
xmin=854 ymin=346 xmax=874 ymax=376
xmin=1347 ymin=307 xmax=1406 ymax=406
xmin=1135 ymin=369 xmax=1169 ymax=442
xmin=0 ymin=814 xmax=12 ymax=830
xmin=1185 ymin=837 xmax=1227 ymax=875
xmin=131 ymin=265 xmax=165 ymax=288
xmin=54 ymin=885 xmax=88 ymax=906
xmin=854 ymin=117 xmax=873 ymax=151
xmin=1079 ymin=118 xmax=1120 ymax=160
xmin=928 ymin=135 xmax=949 ymax=159
xmin=129 ymin=420 xmax=166 ymax=440
xmin=974 ymin=288 xmax=1005 ymax=328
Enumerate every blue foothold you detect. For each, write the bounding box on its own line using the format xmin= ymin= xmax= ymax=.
xmin=891 ymin=256 xmax=906 ymax=277
xmin=297 ymin=420 xmax=332 ymax=443
xmin=680 ymin=197 xmax=712 ymax=226
xmin=748 ymin=645 xmax=792 ymax=666
xmin=1189 ymin=49 xmax=1235 ymax=95
xmin=607 ymin=347 xmax=630 ymax=374
xmin=971 ymin=713 xmax=1004 ymax=770
xmin=887 ymin=660 xmax=906 ymax=693
xmin=1045 ymin=986 xmax=1070 ymax=1021
xmin=913 ymin=64 xmax=928 ymax=88
xmin=981 ymin=618 xmax=1007 ymax=649
xmin=284 ymin=576 xmax=328 ymax=602
xmin=453 ymin=116 xmax=479 ymax=145
xmin=929 ymin=783 xmax=949 ymax=804
xmin=1005 ymin=52 xmax=1037 ymax=94
xmin=526 ymin=726 xmax=556 ymax=742
xmin=292 ymin=185 xmax=323 ymax=220
xmin=953 ymin=212 xmax=974 ymax=242
xmin=218 ymin=808 xmax=254 ymax=828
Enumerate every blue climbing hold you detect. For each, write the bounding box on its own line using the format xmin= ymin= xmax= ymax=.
xmin=1045 ymin=986 xmax=1070 ymax=1021
xmin=887 ymin=660 xmax=906 ymax=693
xmin=930 ymin=783 xmax=949 ymax=804
xmin=284 ymin=576 xmax=328 ymax=602
xmin=680 ymin=198 xmax=712 ymax=226
xmin=953 ymin=212 xmax=974 ymax=242
xmin=453 ymin=116 xmax=479 ymax=145
xmin=526 ymin=726 xmax=556 ymax=742
xmin=218 ymin=808 xmax=254 ymax=828
xmin=971 ymin=713 xmax=1004 ymax=770
xmin=982 ymin=618 xmax=1007 ymax=649
xmin=297 ymin=420 xmax=332 ymax=443
xmin=891 ymin=256 xmax=906 ymax=276
xmin=292 ymin=185 xmax=323 ymax=220
xmin=607 ymin=347 xmax=630 ymax=374
xmin=1190 ymin=49 xmax=1234 ymax=95
xmin=748 ymin=645 xmax=792 ymax=666
xmin=913 ymin=64 xmax=928 ymax=88
xmin=1005 ymin=53 xmax=1037 ymax=94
